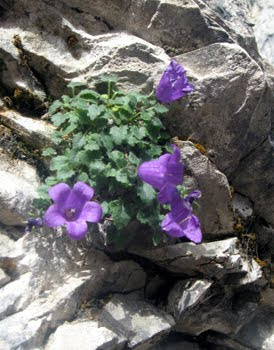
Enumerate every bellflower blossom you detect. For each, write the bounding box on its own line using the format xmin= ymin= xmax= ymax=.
xmin=138 ymin=144 xmax=183 ymax=204
xmin=44 ymin=181 xmax=102 ymax=240
xmin=161 ymin=191 xmax=202 ymax=243
xmin=156 ymin=60 xmax=194 ymax=104
xmin=25 ymin=217 xmax=43 ymax=233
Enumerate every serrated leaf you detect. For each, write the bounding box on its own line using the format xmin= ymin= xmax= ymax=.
xmin=49 ymin=100 xmax=63 ymax=115
xmin=51 ymin=112 xmax=70 ymax=127
xmin=137 ymin=182 xmax=156 ymax=204
xmin=77 ymin=89 xmax=100 ymax=101
xmin=89 ymin=161 xmax=105 ymax=175
xmin=42 ymin=147 xmax=57 ymax=157
xmin=108 ymin=150 xmax=127 ymax=168
xmin=57 ymin=168 xmax=75 ymax=180
xmin=153 ymin=104 xmax=169 ymax=114
xmin=108 ymin=199 xmax=130 ymax=229
xmin=109 ymin=125 xmax=128 ymax=145
xmin=128 ymin=152 xmax=140 ymax=166
xmin=50 ymin=156 xmax=69 ymax=171
xmin=101 ymin=135 xmax=114 ymax=152
xmin=77 ymin=172 xmax=90 ymax=183
xmin=88 ymin=104 xmax=103 ymax=121
xmin=101 ymin=201 xmax=109 ymax=215
xmin=62 ymin=123 xmax=77 ymax=135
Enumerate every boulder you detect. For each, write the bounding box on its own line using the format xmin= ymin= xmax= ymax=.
xmin=180 ymin=141 xmax=234 ymax=236
xmin=164 ymin=42 xmax=270 ymax=175
xmin=99 ymin=293 xmax=175 ymax=350
xmin=46 ymin=320 xmax=126 ymax=350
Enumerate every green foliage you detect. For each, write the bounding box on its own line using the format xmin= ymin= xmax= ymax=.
xmin=39 ymin=76 xmax=171 ymax=244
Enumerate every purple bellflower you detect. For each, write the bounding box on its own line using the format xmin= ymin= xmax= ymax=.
xmin=156 ymin=60 xmax=194 ymax=104
xmin=138 ymin=145 xmax=184 ymax=204
xmin=25 ymin=217 xmax=43 ymax=234
xmin=44 ymin=181 xmax=102 ymax=240
xmin=161 ymin=192 xmax=202 ymax=243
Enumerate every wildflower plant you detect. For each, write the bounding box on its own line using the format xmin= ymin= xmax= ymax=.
xmin=34 ymin=61 xmax=202 ymax=245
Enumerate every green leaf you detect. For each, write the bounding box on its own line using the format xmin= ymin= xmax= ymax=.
xmin=128 ymin=152 xmax=140 ymax=166
xmin=101 ymin=135 xmax=114 ymax=152
xmin=57 ymin=168 xmax=75 ymax=180
xmin=67 ymin=81 xmax=86 ymax=90
xmin=108 ymin=150 xmax=127 ymax=168
xmin=42 ymin=147 xmax=57 ymax=157
xmin=62 ymin=123 xmax=78 ymax=135
xmin=77 ymin=172 xmax=90 ymax=183
xmin=108 ymin=199 xmax=130 ymax=229
xmin=137 ymin=182 xmax=156 ymax=204
xmin=100 ymin=74 xmax=118 ymax=83
xmin=101 ymin=201 xmax=109 ymax=215
xmin=152 ymin=231 xmax=162 ymax=246
xmin=153 ymin=104 xmax=169 ymax=114
xmin=109 ymin=125 xmax=128 ymax=145
xmin=77 ymin=89 xmax=100 ymax=101
xmin=50 ymin=156 xmax=69 ymax=171
xmin=89 ymin=161 xmax=106 ymax=175
xmin=49 ymin=100 xmax=63 ymax=115
xmin=88 ymin=105 xmax=103 ymax=121
xmin=51 ymin=112 xmax=69 ymax=127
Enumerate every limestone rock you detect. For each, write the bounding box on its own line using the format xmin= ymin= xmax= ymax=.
xmin=250 ymin=0 xmax=274 ymax=66
xmin=46 ymin=320 xmax=126 ymax=350
xmin=232 ymin=137 xmax=274 ymax=226
xmin=232 ymin=192 xmax=253 ymax=222
xmin=129 ymin=238 xmax=245 ymax=278
xmin=235 ymin=308 xmax=274 ymax=350
xmin=0 ymin=269 xmax=10 ymax=288
xmin=165 ymin=42 xmax=269 ymax=175
xmin=180 ymin=141 xmax=234 ymax=236
xmin=167 ymin=278 xmax=258 ymax=335
xmin=99 ymin=293 xmax=175 ymax=350
xmin=0 ymin=109 xmax=54 ymax=150
xmin=0 ymin=230 xmax=146 ymax=349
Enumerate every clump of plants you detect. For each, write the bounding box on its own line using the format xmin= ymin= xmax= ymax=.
xmin=30 ymin=61 xmax=202 ymax=246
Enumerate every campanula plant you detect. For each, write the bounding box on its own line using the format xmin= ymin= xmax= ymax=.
xmin=33 ymin=61 xmax=200 ymax=245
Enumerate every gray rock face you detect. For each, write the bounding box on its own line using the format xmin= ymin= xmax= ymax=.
xmin=99 ymin=293 xmax=175 ymax=350
xmin=232 ymin=137 xmax=274 ymax=226
xmin=232 ymin=192 xmax=253 ymax=222
xmin=235 ymin=308 xmax=274 ymax=350
xmin=250 ymin=0 xmax=274 ymax=66
xmin=0 ymin=230 xmax=146 ymax=349
xmin=0 ymin=157 xmax=40 ymax=226
xmin=180 ymin=141 xmax=234 ymax=236
xmin=167 ymin=277 xmax=260 ymax=336
xmin=46 ymin=320 xmax=126 ymax=350
xmin=0 ymin=269 xmax=10 ymax=288
xmin=165 ymin=42 xmax=270 ymax=175
xmin=0 ymin=109 xmax=54 ymax=150
xmin=130 ymin=238 xmax=246 ymax=278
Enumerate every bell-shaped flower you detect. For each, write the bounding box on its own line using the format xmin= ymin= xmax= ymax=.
xmin=161 ymin=193 xmax=202 ymax=243
xmin=156 ymin=60 xmax=194 ymax=103
xmin=138 ymin=145 xmax=184 ymax=203
xmin=25 ymin=217 xmax=43 ymax=233
xmin=44 ymin=181 xmax=102 ymax=240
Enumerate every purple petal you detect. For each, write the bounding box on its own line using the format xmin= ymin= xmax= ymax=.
xmin=184 ymin=190 xmax=202 ymax=205
xmin=79 ymin=201 xmax=102 ymax=223
xmin=166 ymin=145 xmax=184 ymax=185
xmin=156 ymin=61 xmax=194 ymax=104
xmin=182 ymin=215 xmax=202 ymax=243
xmin=44 ymin=204 xmax=66 ymax=227
xmin=66 ymin=220 xmax=88 ymax=240
xmin=64 ymin=182 xmax=95 ymax=218
xmin=49 ymin=183 xmax=71 ymax=205
xmin=138 ymin=154 xmax=170 ymax=190
xmin=158 ymin=184 xmax=179 ymax=204
xmin=161 ymin=213 xmax=186 ymax=237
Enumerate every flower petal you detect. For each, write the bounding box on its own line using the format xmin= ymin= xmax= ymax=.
xmin=64 ymin=182 xmax=95 ymax=218
xmin=44 ymin=204 xmax=66 ymax=227
xmin=138 ymin=154 xmax=170 ymax=190
xmin=79 ymin=201 xmax=102 ymax=223
xmin=161 ymin=213 xmax=186 ymax=237
xmin=158 ymin=184 xmax=179 ymax=204
xmin=49 ymin=183 xmax=71 ymax=205
xmin=166 ymin=145 xmax=184 ymax=185
xmin=66 ymin=220 xmax=88 ymax=240
xmin=182 ymin=215 xmax=202 ymax=243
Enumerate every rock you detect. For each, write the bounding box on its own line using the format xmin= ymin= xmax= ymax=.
xmin=180 ymin=141 xmax=234 ymax=236
xmin=0 ymin=109 xmax=54 ymax=150
xmin=234 ymin=308 xmax=274 ymax=350
xmin=232 ymin=192 xmax=253 ymax=221
xmin=99 ymin=293 xmax=175 ymax=350
xmin=0 ymin=170 xmax=39 ymax=226
xmin=46 ymin=320 xmax=126 ymax=350
xmin=129 ymin=238 xmax=245 ymax=278
xmin=250 ymin=0 xmax=274 ymax=66
xmin=150 ymin=333 xmax=201 ymax=350
xmin=232 ymin=137 xmax=274 ymax=226
xmin=165 ymin=42 xmax=270 ymax=175
xmin=0 ymin=268 xmax=10 ymax=288
xmin=0 ymin=229 xmax=146 ymax=349
xmin=199 ymin=0 xmax=260 ymax=62
xmin=167 ymin=278 xmax=258 ymax=335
